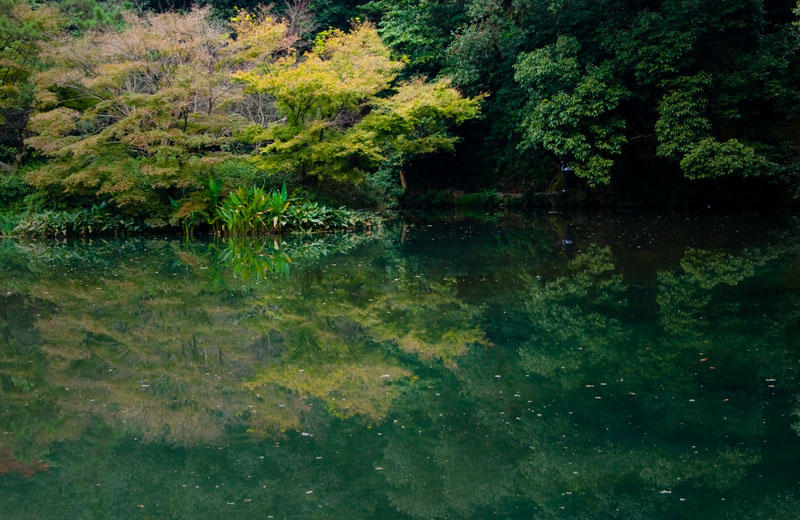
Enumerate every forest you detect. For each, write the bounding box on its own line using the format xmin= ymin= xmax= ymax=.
xmin=1 ymin=0 xmax=800 ymax=235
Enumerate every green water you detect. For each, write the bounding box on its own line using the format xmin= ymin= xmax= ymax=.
xmin=1 ymin=213 xmax=799 ymax=519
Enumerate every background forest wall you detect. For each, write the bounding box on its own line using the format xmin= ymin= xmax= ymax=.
xmin=1 ymin=0 xmax=799 ymax=213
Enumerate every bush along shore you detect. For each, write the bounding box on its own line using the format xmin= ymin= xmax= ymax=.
xmin=0 ymin=182 xmax=381 ymax=238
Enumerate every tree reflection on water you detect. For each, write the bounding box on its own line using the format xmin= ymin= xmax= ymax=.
xmin=1 ymin=215 xmax=798 ymax=519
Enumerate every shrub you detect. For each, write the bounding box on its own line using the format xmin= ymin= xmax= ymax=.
xmin=171 ymin=175 xmax=224 ymax=235
xmin=217 ymin=185 xmax=289 ymax=235
xmin=11 ymin=204 xmax=141 ymax=237
xmin=401 ymin=189 xmax=501 ymax=208
xmin=401 ymin=190 xmax=453 ymax=208
xmin=455 ymin=189 xmax=500 ymax=208
xmin=0 ymin=212 xmax=20 ymax=236
xmin=216 ymin=185 xmax=381 ymax=235
xmin=0 ymin=175 xmax=32 ymax=208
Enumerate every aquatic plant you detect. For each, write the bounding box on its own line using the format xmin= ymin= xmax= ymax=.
xmin=216 ymin=184 xmax=380 ymax=235
xmin=216 ymin=185 xmax=275 ymax=235
xmin=264 ymin=182 xmax=291 ymax=232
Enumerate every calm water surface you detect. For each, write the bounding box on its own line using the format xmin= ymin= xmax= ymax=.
xmin=1 ymin=213 xmax=799 ymax=519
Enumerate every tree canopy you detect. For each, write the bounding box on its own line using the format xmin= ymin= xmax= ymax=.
xmin=13 ymin=6 xmax=480 ymax=220
xmin=364 ymin=0 xmax=800 ymax=199
xmin=1 ymin=0 xmax=800 ymax=217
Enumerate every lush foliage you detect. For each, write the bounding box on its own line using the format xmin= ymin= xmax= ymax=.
xmin=364 ymin=0 xmax=465 ymax=77
xmin=0 ymin=173 xmax=31 ymax=209
xmin=364 ymin=0 xmax=800 ymax=199
xmin=24 ymin=7 xmax=296 ymax=219
xmin=3 ymin=0 xmax=800 ymax=213
xmin=0 ymin=0 xmax=63 ymax=170
xmin=5 ymin=203 xmax=140 ymax=237
xmin=234 ymin=21 xmax=482 ymax=186
xmin=0 ymin=211 xmax=18 ymax=236
xmin=2 ymin=5 xmax=480 ymax=226
xmin=215 ymin=184 xmax=380 ymax=235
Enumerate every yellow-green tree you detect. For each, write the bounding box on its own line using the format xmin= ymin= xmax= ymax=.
xmin=24 ymin=7 xmax=294 ymax=219
xmin=235 ymin=22 xmax=482 ymax=185
xmin=0 ymin=1 xmax=63 ymax=171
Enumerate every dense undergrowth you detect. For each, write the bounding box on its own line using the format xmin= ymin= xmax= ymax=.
xmin=0 ymin=183 xmax=380 ymax=237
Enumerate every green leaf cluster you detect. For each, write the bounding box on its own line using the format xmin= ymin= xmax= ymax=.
xmin=373 ymin=0 xmax=800 ymax=193
xmin=235 ymin=22 xmax=482 ymax=186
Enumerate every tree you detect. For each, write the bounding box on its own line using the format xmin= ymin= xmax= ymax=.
xmin=515 ymin=37 xmax=628 ymax=185
xmin=0 ymin=0 xmax=63 ymax=171
xmin=22 ymin=10 xmax=480 ymax=217
xmin=433 ymin=0 xmax=800 ymax=196
xmin=363 ymin=0 xmax=466 ymax=77
xmin=24 ymin=7 xmax=295 ymax=218
xmin=235 ymin=21 xmax=482 ymax=189
xmin=57 ymin=0 xmax=130 ymax=33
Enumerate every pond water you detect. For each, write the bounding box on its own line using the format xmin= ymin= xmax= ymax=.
xmin=1 ymin=213 xmax=799 ymax=519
